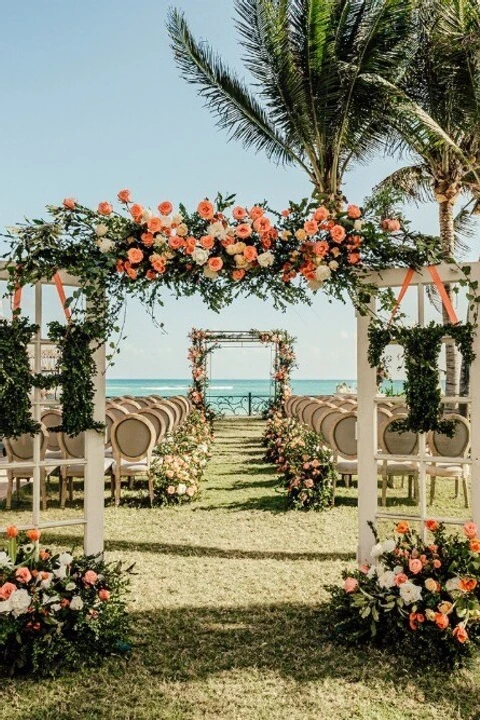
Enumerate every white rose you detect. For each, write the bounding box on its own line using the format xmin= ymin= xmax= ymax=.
xmin=54 ymin=565 xmax=67 ymax=580
xmin=393 ymin=565 xmax=404 ymax=575
xmin=204 ymin=267 xmax=218 ymax=280
xmin=177 ymin=483 xmax=187 ymax=495
xmin=176 ymin=223 xmax=188 ymax=237
xmin=65 ymin=582 xmax=76 ymax=591
xmin=377 ymin=571 xmax=396 ymax=589
xmin=207 ymin=221 xmax=225 ymax=239
xmin=226 ymin=244 xmax=238 ymax=256
xmin=58 ymin=552 xmax=73 ymax=566
xmin=353 ymin=219 xmax=364 ymax=231
xmin=70 ymin=596 xmax=84 ymax=611
xmin=315 ymin=265 xmax=331 ymax=283
xmin=257 ymin=251 xmax=274 ymax=268
xmin=164 ymin=249 xmax=176 ymax=260
xmin=0 ymin=552 xmax=12 ymax=568
xmin=367 ymin=565 xmax=377 ymax=579
xmin=399 ymin=581 xmax=422 ymax=605
xmin=10 ymin=589 xmax=31 ymax=616
xmin=160 ymin=215 xmax=172 ymax=228
xmin=95 ymin=223 xmax=109 ymax=237
xmin=40 ymin=572 xmax=54 ymax=588
xmin=97 ymin=238 xmax=115 ymax=254
xmin=381 ymin=539 xmax=396 ymax=554
xmin=172 ymin=213 xmax=183 ymax=225
xmin=370 ymin=542 xmax=383 ymax=559
xmin=0 ymin=599 xmax=12 ymax=613
xmin=235 ymin=254 xmax=248 ymax=268
xmin=446 ymin=577 xmax=461 ymax=592
xmin=329 ymin=260 xmax=339 ymax=271
xmin=307 ymin=279 xmax=323 ymax=292
xmin=50 ymin=603 xmax=61 ymax=613
xmin=142 ymin=208 xmax=153 ymax=222
xmin=154 ymin=234 xmax=168 ymax=248
xmin=192 ymin=247 xmax=209 ymax=266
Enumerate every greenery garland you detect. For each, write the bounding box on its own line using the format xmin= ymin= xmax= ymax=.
xmin=368 ymin=321 xmax=476 ymax=435
xmin=0 ymin=318 xmax=40 ymax=438
xmin=257 ymin=329 xmax=297 ymax=416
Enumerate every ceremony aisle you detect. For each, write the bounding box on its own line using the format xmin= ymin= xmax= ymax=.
xmin=2 ymin=418 xmax=480 ymax=720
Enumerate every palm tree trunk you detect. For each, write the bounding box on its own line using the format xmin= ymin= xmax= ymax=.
xmin=438 ymin=200 xmax=458 ymax=409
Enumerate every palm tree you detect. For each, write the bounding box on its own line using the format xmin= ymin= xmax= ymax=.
xmin=376 ymin=0 xmax=480 ymax=398
xmin=167 ymin=0 xmax=457 ymax=205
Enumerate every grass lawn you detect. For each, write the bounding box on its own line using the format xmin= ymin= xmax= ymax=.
xmin=1 ymin=417 xmax=480 ymax=720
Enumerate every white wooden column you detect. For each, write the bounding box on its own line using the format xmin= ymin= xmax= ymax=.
xmin=357 ymin=301 xmax=378 ymax=563
xmin=470 ymin=263 xmax=480 ymax=529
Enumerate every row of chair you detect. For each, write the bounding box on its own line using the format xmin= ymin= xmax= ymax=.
xmin=284 ymin=395 xmax=470 ymax=507
xmin=2 ymin=395 xmax=193 ymax=509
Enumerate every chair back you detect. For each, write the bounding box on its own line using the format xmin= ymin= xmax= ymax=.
xmin=380 ymin=416 xmax=418 ymax=456
xmin=4 ymin=425 xmax=48 ymax=462
xmin=132 ymin=398 xmax=151 ymax=409
xmin=317 ymin=408 xmax=346 ymax=446
xmin=300 ymin=400 xmax=325 ymax=429
xmin=388 ymin=404 xmax=409 ymax=416
xmin=118 ymin=399 xmax=142 ymax=413
xmin=289 ymin=396 xmax=306 ymax=418
xmin=161 ymin=399 xmax=182 ymax=428
xmin=59 ymin=432 xmax=85 ymax=459
xmin=284 ymin=396 xmax=298 ymax=418
xmin=111 ymin=414 xmax=155 ymax=462
xmin=138 ymin=408 xmax=168 ymax=444
xmin=168 ymin=397 xmax=188 ymax=424
xmin=41 ymin=409 xmax=63 ymax=452
xmin=150 ymin=403 xmax=176 ymax=434
xmin=331 ymin=412 xmax=357 ymax=459
xmin=429 ymin=414 xmax=470 ymax=458
xmin=171 ymin=395 xmax=191 ymax=417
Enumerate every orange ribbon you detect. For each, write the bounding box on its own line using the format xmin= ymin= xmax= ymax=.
xmin=12 ymin=272 xmax=71 ymax=321
xmin=388 ymin=266 xmax=458 ymax=326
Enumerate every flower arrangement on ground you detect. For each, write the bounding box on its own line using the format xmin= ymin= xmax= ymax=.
xmin=329 ymin=520 xmax=480 ymax=667
xmin=0 ymin=527 xmax=130 ymax=676
xmin=151 ymin=409 xmax=213 ymax=505
xmin=257 ymin=330 xmax=296 ymax=415
xmin=263 ymin=413 xmax=336 ymax=510
xmin=187 ymin=328 xmax=217 ymax=418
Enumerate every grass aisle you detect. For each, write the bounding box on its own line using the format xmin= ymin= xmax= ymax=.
xmin=2 ymin=418 xmax=480 ymax=719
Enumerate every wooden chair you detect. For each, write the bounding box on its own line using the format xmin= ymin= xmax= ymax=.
xmin=379 ymin=415 xmax=419 ymax=506
xmin=137 ymin=408 xmax=168 ymax=445
xmin=4 ymin=425 xmax=49 ymax=510
xmin=111 ymin=414 xmax=156 ymax=506
xmin=427 ymin=414 xmax=470 ymax=508
xmin=58 ymin=431 xmax=113 ymax=508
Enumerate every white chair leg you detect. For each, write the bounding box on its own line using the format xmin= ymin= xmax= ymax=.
xmin=463 ymin=476 xmax=469 ymax=509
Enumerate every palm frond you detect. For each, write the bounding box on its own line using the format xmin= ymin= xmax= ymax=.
xmin=374 ymin=164 xmax=433 ymax=205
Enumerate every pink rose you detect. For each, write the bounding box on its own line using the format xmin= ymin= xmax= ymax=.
xmin=15 ymin=567 xmax=32 ymax=584
xmin=344 ymin=577 xmax=358 ymax=593
xmin=97 ymin=201 xmax=113 ymax=216
xmin=83 ymin=570 xmax=98 ymax=585
xmin=330 ymin=224 xmax=346 ymax=243
xmin=98 ymin=588 xmax=111 ymax=601
xmin=409 ymin=558 xmax=423 ymax=575
xmin=0 ymin=582 xmax=17 ymax=599
xmin=63 ymin=197 xmax=76 ymax=210
xmin=347 ymin=204 xmax=361 ymax=219
xmin=464 ymin=522 xmax=478 ymax=539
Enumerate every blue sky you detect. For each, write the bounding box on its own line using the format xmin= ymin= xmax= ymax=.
xmin=0 ymin=1 xmax=469 ymax=379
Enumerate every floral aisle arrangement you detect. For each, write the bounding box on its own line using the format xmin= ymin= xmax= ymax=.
xmin=0 ymin=527 xmax=130 ymax=676
xmin=257 ymin=330 xmax=296 ymax=415
xmin=329 ymin=521 xmax=480 ymax=667
xmin=263 ymin=413 xmax=336 ymax=510
xmin=187 ymin=328 xmax=217 ymax=418
xmin=151 ymin=409 xmax=213 ymax=505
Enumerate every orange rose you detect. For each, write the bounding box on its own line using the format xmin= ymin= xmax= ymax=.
xmin=253 ymin=216 xmax=271 ymax=233
xmin=117 ymin=189 xmax=132 ymax=203
xmin=197 ymin=200 xmax=215 ymax=220
xmin=147 ymin=217 xmax=163 ymax=234
xmin=116 ymin=259 xmax=125 ymax=273
xmin=236 ymin=223 xmax=253 ymax=239
xmin=208 ymin=257 xmax=223 ymax=272
xmin=435 ymin=612 xmax=449 ymax=630
xmin=464 ymin=522 xmax=478 ymax=539
xmin=83 ymin=570 xmax=99 ymax=585
xmin=168 ymin=236 xmax=184 ymax=250
xmin=281 ymin=209 xmax=291 ymax=217
xmin=381 ymin=218 xmax=401 ymax=232
xmin=125 ymin=265 xmax=138 ymax=280
xmin=433 ymin=558 xmax=442 ymax=569
xmin=184 ymin=237 xmax=196 ymax=255
xmin=244 ymin=246 xmax=258 ymax=263
xmin=396 ymin=521 xmax=410 ymax=534
xmin=98 ymin=589 xmax=111 ymax=601
xmin=6 ymin=526 xmax=18 ymax=538
xmin=249 ymin=205 xmax=264 ymax=221
xmin=312 ymin=240 xmax=329 ymax=257
xmin=233 ymin=206 xmax=247 ymax=220
xmin=63 ymin=197 xmax=76 ymax=210
xmin=16 ymin=567 xmax=32 ymax=584
xmin=145 ymin=269 xmax=157 ymax=280
xmin=348 ymin=252 xmax=360 ymax=265
xmin=458 ymin=577 xmax=477 ymax=593
xmin=314 ymin=206 xmax=330 ymax=222
xmin=26 ymin=528 xmax=41 ymax=542
xmin=304 ymin=219 xmax=319 ymax=236
xmin=425 ymin=519 xmax=439 ymax=532
xmin=130 ymin=203 xmax=144 ymax=222
xmin=330 ymin=224 xmax=346 ymax=243
xmin=151 ymin=254 xmax=167 ymax=273
xmin=452 ymin=624 xmax=469 ymax=643
xmin=470 ymin=539 xmax=480 ymax=552
xmin=0 ymin=582 xmax=16 ymax=600
xmin=409 ymin=558 xmax=423 ymax=575
xmin=158 ymin=201 xmax=173 ymax=216
xmin=127 ymin=248 xmax=144 ymax=265
xmin=232 ymin=268 xmax=246 ymax=281
xmin=141 ymin=232 xmax=155 ymax=247
xmin=200 ymin=235 xmax=215 ymax=250
xmin=97 ymin=201 xmax=113 ymax=216
xmin=347 ymin=204 xmax=362 ymax=219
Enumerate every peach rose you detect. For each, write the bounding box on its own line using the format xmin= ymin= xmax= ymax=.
xmin=470 ymin=539 xmax=480 ymax=552
xmin=130 ymin=203 xmax=144 ymax=222
xmin=382 ymin=218 xmax=401 ymax=232
xmin=249 ymin=205 xmax=264 ymax=221
xmin=141 ymin=232 xmax=155 ymax=247
xmin=281 ymin=209 xmax=291 ymax=217
xmin=158 ymin=201 xmax=173 ymax=216
xmin=459 ymin=577 xmax=477 ymax=593
xmin=145 ymin=269 xmax=157 ymax=280
xmin=126 ymin=265 xmax=138 ymax=281
xmin=98 ymin=588 xmax=111 ymax=601
xmin=438 ymin=601 xmax=453 ymax=615
xmin=184 ymin=237 xmax=196 ymax=255
xmin=83 ymin=570 xmax=98 ymax=585
xmin=116 ymin=259 xmax=125 ymax=273
xmin=168 ymin=236 xmax=184 ymax=250
xmin=314 ymin=206 xmax=330 ymax=222
xmin=433 ymin=558 xmax=442 ymax=569
xmin=63 ymin=197 xmax=76 ymax=210
xmin=16 ymin=567 xmax=32 ymax=584
xmin=151 ymin=254 xmax=167 ymax=273
xmin=330 ymin=224 xmax=346 ymax=243
xmin=26 ymin=528 xmax=41 ymax=542
xmin=186 ymin=487 xmax=196 ymax=497
xmin=304 ymin=219 xmax=319 ymax=236
xmin=453 ymin=624 xmax=468 ymax=643
xmin=147 ymin=217 xmax=163 ymax=234
xmin=304 ymin=478 xmax=314 ymax=489
xmin=127 ymin=248 xmax=144 ymax=265
xmin=464 ymin=522 xmax=478 ymax=539
xmin=233 ymin=206 xmax=247 ymax=221
xmin=394 ymin=573 xmax=408 ymax=586
xmin=117 ymin=189 xmax=132 ymax=203
xmin=197 ymin=200 xmax=215 ymax=220
xmin=312 ymin=241 xmax=329 ymax=257
xmin=6 ymin=526 xmax=18 ymax=538
xmin=347 ymin=204 xmax=362 ymax=219
xmin=200 ymin=235 xmax=215 ymax=250
xmin=0 ymin=582 xmax=16 ymax=600
xmin=425 ymin=519 xmax=439 ymax=532
xmin=434 ymin=612 xmax=449 ymax=630
xmin=208 ymin=257 xmax=223 ymax=272
xmin=348 ymin=252 xmax=360 ymax=265
xmin=232 ymin=269 xmax=246 ymax=281
xmin=244 ymin=246 xmax=258 ymax=263
xmin=236 ymin=223 xmax=253 ymax=239
xmin=97 ymin=201 xmax=113 ymax=216
xmin=409 ymin=558 xmax=423 ymax=574
xmin=424 ymin=578 xmax=440 ymax=592
xmin=253 ymin=216 xmax=271 ymax=233
xmin=343 ymin=577 xmax=358 ymax=593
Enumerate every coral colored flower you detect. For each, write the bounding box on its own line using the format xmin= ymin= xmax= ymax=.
xmin=200 ymin=235 xmax=215 ymax=250
xmin=253 ymin=216 xmax=271 ymax=233
xmin=470 ymin=538 xmax=480 ymax=552
xmin=117 ymin=189 xmax=132 ymax=203
xmin=409 ymin=558 xmax=423 ymax=574
xmin=126 ymin=266 xmax=137 ymax=280
xmin=141 ymin=232 xmax=155 ymax=247
xmin=0 ymin=582 xmax=16 ymax=600
xmin=281 ymin=209 xmax=291 ymax=217
xmin=168 ymin=236 xmax=184 ymax=250
xmin=116 ymin=259 xmax=125 ymax=273
xmin=40 ymin=550 xmax=50 ymax=561
xmin=97 ymin=201 xmax=113 ymax=216
xmin=145 ymin=269 xmax=157 ymax=280
xmin=98 ymin=588 xmax=111 ymax=601
xmin=127 ymin=247 xmax=144 ymax=265
xmin=83 ymin=570 xmax=98 ymax=585
xmin=233 ymin=206 xmax=247 ymax=221
xmin=348 ymin=252 xmax=360 ymax=265
xmin=63 ymin=197 xmax=76 ymax=210
xmin=151 ymin=255 xmax=167 ymax=273
xmin=433 ymin=558 xmax=442 ymax=569
xmin=425 ymin=519 xmax=439 ymax=532
xmin=409 ymin=612 xmax=421 ymax=631
xmin=166 ymin=485 xmax=175 ymax=495
xmin=304 ymin=219 xmax=319 ymax=236
xmin=424 ymin=577 xmax=440 ymax=592
xmin=438 ymin=601 xmax=453 ymax=615
xmin=158 ymin=201 xmax=173 ymax=216
xmin=347 ymin=204 xmax=362 ymax=219
xmin=381 ymin=218 xmax=401 ymax=232
xmin=6 ymin=526 xmax=18 ymax=538
xmin=184 ymin=237 xmax=196 ymax=255
xmin=197 ymin=200 xmax=215 ymax=220
xmin=459 ymin=577 xmax=478 ymax=593
xmin=232 ymin=269 xmax=246 ymax=281
xmin=208 ymin=257 xmax=223 ymax=272
xmin=312 ymin=241 xmax=329 ymax=257
xmin=147 ymin=217 xmax=163 ymax=234
xmin=130 ymin=203 xmax=144 ymax=222
xmin=394 ymin=573 xmax=408 ymax=586
xmin=464 ymin=522 xmax=478 ymax=539
xmin=435 ymin=612 xmax=449 ymax=630
xmin=236 ymin=223 xmax=253 ymax=239
xmin=453 ymin=624 xmax=469 ymax=643
xmin=16 ymin=567 xmax=32 ymax=584
xmin=397 ymin=521 xmax=411 ymax=535
xmin=330 ymin=224 xmax=346 ymax=243
xmin=314 ymin=206 xmax=330 ymax=222
xmin=249 ymin=205 xmax=264 ymax=221
xmin=343 ymin=577 xmax=358 ymax=593
xmin=244 ymin=246 xmax=258 ymax=263
xmin=26 ymin=528 xmax=41 ymax=542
